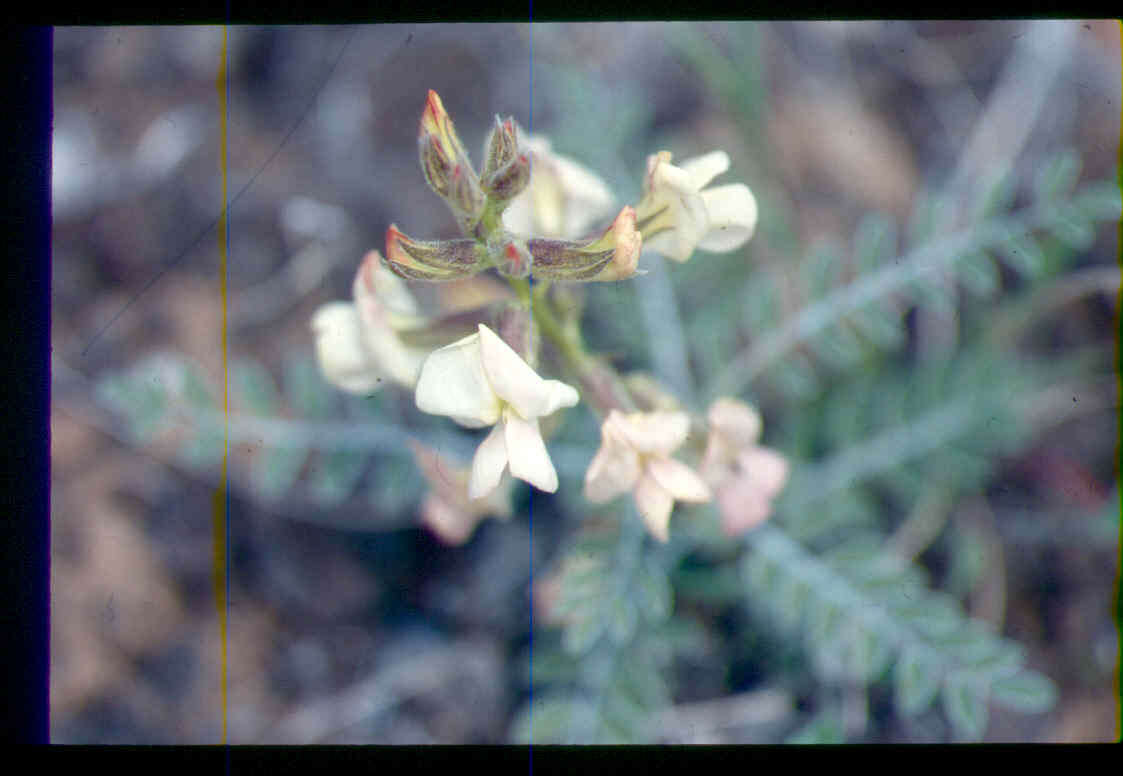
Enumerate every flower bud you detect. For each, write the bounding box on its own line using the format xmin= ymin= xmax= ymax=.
xmin=491 ymin=237 xmax=532 ymax=279
xmin=448 ymin=163 xmax=486 ymax=227
xmin=481 ymin=153 xmax=531 ymax=205
xmin=418 ymin=90 xmax=487 ymax=231
xmin=419 ymin=90 xmax=470 ymax=192
xmin=384 ymin=224 xmax=487 ymax=282
xmin=481 ymin=116 xmax=520 ymax=181
xmin=525 ymin=206 xmax=642 ymax=282
xmin=418 ymin=132 xmax=454 ymax=199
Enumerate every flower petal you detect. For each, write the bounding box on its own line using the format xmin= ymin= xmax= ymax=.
xmin=311 ymin=302 xmax=384 ymax=394
xmin=679 ymin=150 xmax=731 ymax=191
xmin=697 ymin=184 xmax=758 ymax=253
xmin=468 ymin=422 xmax=509 ymax=500
xmin=353 ymin=255 xmax=430 ymax=389
xmin=707 ymin=397 xmax=762 ymax=447
xmin=637 ymin=152 xmax=713 ymax=262
xmin=503 ymin=134 xmax=616 ymax=240
xmin=633 ymin=471 xmax=675 ymax=543
xmin=552 ymin=152 xmax=617 ymax=238
xmin=504 ymin=412 xmax=559 ymax=493
xmin=415 ymin=332 xmax=502 ymax=427
xmin=584 ymin=427 xmax=641 ymax=503
xmin=477 ymin=324 xmax=578 ymax=419
xmin=357 ymin=250 xmax=422 ymax=321
xmin=609 ymin=410 xmax=691 ymax=456
xmin=717 ymin=481 xmax=772 ymax=536
xmin=420 ymin=494 xmax=480 ymax=545
xmin=647 ymin=457 xmax=712 ymax=503
xmin=737 ymin=447 xmax=790 ymax=498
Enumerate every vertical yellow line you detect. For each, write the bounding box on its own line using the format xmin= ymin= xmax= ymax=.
xmin=212 ymin=24 xmax=230 ymax=745
xmin=1115 ymin=18 xmax=1122 ymax=746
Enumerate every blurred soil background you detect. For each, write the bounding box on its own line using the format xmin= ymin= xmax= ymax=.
xmin=50 ymin=22 xmax=1119 ymax=742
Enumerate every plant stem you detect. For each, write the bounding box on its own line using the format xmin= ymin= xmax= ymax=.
xmin=529 ymin=285 xmax=637 ymax=417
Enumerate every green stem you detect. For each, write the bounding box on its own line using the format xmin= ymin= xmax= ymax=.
xmin=530 ymin=287 xmax=637 ymax=417
xmin=475 ymin=197 xmax=505 ymax=241
xmin=507 ymin=276 xmax=531 ymax=307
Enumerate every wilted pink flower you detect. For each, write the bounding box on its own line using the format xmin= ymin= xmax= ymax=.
xmin=584 ymin=410 xmax=711 ymax=542
xmin=701 ymin=398 xmax=788 ymax=536
xmin=409 ymin=441 xmax=512 ymax=545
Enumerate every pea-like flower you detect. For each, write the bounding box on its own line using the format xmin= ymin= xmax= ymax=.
xmin=584 ymin=410 xmax=712 ymax=542
xmin=701 ymin=398 xmax=789 ymax=536
xmin=415 ymin=323 xmax=580 ymax=499
xmin=311 ymin=250 xmax=431 ymax=393
xmin=634 ymin=150 xmax=758 ymax=262
xmin=501 ymin=134 xmax=617 ymax=240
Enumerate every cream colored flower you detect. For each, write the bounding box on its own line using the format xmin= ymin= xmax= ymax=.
xmin=701 ymin=398 xmax=788 ymax=536
xmin=311 ymin=251 xmax=430 ymax=393
xmin=409 ymin=441 xmax=513 ymax=545
xmin=502 ymin=134 xmax=617 ymax=239
xmin=634 ymin=150 xmax=758 ymax=262
xmin=415 ymin=323 xmax=579 ymax=498
xmin=584 ymin=410 xmax=712 ymax=542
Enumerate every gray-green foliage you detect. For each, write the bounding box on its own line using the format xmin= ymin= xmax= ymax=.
xmin=707 ymin=151 xmax=1119 ymax=403
xmin=92 ymin=349 xmax=425 ymax=522
xmin=85 ymin=132 xmax=1116 ymax=742
xmin=511 ymin=148 xmax=1115 ymax=742
xmin=743 ymin=526 xmax=1057 ymax=741
xmin=509 ymin=514 xmax=687 ymax=744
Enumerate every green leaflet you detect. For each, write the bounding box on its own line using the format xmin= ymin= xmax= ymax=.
xmin=231 ymin=359 xmax=281 ymax=416
xmin=990 ymin=670 xmax=1057 ymax=714
xmin=894 ymin=647 xmax=942 ymax=717
xmin=958 ymin=251 xmax=1000 ymax=298
xmin=252 ymin=445 xmax=308 ymax=501
xmin=283 ymin=351 xmax=337 ymax=419
xmin=942 ymin=670 xmax=989 ymax=741
xmin=307 ymin=449 xmax=367 ymax=507
xmin=786 ymin=708 xmax=845 ymax=744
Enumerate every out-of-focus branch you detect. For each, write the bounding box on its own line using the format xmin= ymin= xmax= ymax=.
xmin=266 ymin=638 xmax=500 ymax=743
xmin=945 ymin=21 xmax=1077 ymax=201
xmin=655 ymin=687 xmax=792 ymax=743
xmin=231 ymin=242 xmax=342 ymax=332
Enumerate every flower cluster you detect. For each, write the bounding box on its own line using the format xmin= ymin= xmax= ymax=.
xmin=310 ymin=89 xmax=780 ymax=545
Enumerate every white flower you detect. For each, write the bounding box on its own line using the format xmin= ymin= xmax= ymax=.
xmin=502 ymin=134 xmax=617 ymax=239
xmin=584 ymin=410 xmax=712 ymax=542
xmin=701 ymin=398 xmax=788 ymax=536
xmin=311 ymin=251 xmax=430 ymax=393
xmin=415 ymin=323 xmax=579 ymax=498
xmin=635 ymin=150 xmax=758 ymax=262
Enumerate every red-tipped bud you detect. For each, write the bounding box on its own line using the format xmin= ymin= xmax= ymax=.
xmin=448 ymin=163 xmax=486 ymax=227
xmin=481 ymin=115 xmax=520 ymax=181
xmin=384 ymin=224 xmax=487 ymax=282
xmin=419 ymin=90 xmax=468 ymax=165
xmin=524 ymin=207 xmax=642 ymax=282
xmin=418 ymin=90 xmax=485 ymax=227
xmin=419 ymin=132 xmax=454 ymax=198
xmin=482 ymin=152 xmax=531 ymax=205
xmin=493 ymin=238 xmax=532 ymax=279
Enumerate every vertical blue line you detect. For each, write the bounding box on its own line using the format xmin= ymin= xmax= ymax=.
xmin=526 ymin=4 xmax=534 ymax=771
